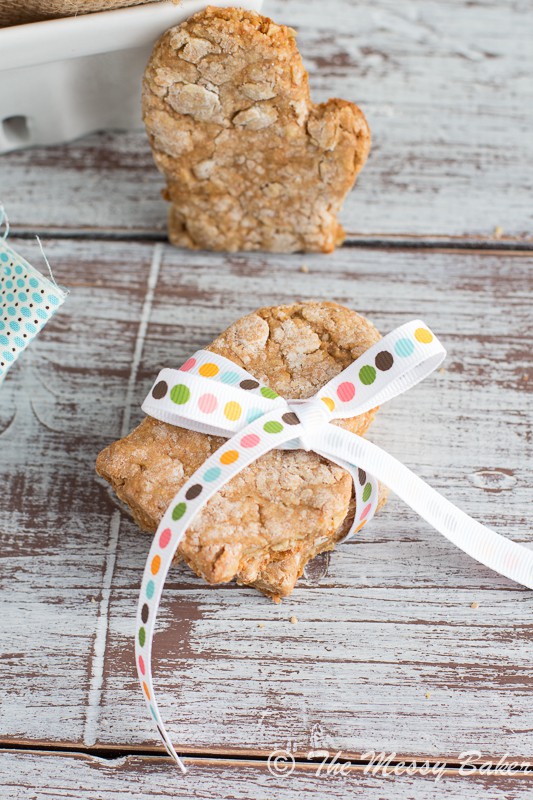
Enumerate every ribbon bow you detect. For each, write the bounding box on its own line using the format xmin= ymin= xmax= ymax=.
xmin=135 ymin=319 xmax=533 ymax=772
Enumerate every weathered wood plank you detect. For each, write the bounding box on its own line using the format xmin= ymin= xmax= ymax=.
xmin=0 ymin=239 xmax=531 ymax=761
xmin=0 ymin=238 xmax=159 ymax=744
xmin=1 ymin=750 xmax=533 ymax=800
xmin=1 ymin=0 xmax=532 ymax=242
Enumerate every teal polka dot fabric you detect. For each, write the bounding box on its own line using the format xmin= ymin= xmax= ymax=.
xmin=0 ymin=239 xmax=67 ymax=382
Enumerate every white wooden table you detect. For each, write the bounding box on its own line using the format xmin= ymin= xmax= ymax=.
xmin=1 ymin=1 xmax=532 ymax=797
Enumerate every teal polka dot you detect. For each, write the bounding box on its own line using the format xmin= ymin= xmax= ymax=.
xmin=0 ymin=321 xmax=4 ymax=330
xmin=7 ymin=307 xmax=16 ymax=316
xmin=16 ymin=278 xmax=24 ymax=287
xmin=5 ymin=280 xmax=12 ymax=288
xmin=32 ymin=292 xmax=43 ymax=304
xmin=204 ymin=467 xmax=222 ymax=482
xmin=395 ymin=338 xmax=415 ymax=357
xmin=146 ymin=580 xmax=155 ymax=600
xmin=247 ymin=408 xmax=263 ymax=423
xmin=2 ymin=351 xmax=13 ymax=362
xmin=14 ymin=337 xmax=25 ymax=348
xmin=359 ymin=365 xmax=376 ymax=385
xmin=6 ymin=293 xmax=14 ymax=302
xmin=0 ymin=335 xmax=8 ymax=345
xmin=21 ymin=307 xmax=31 ymax=318
xmin=18 ymin=292 xmax=27 ymax=302
xmin=220 ymin=371 xmax=240 ymax=385
xmin=9 ymin=321 xmax=20 ymax=332
xmin=25 ymin=323 xmax=36 ymax=334
xmin=29 ymin=277 xmax=38 ymax=288
xmin=0 ymin=252 xmax=8 ymax=262
xmin=36 ymin=309 xmax=47 ymax=320
xmin=150 ymin=705 xmax=158 ymax=721
xmin=48 ymin=294 xmax=59 ymax=306
xmin=15 ymin=265 xmax=23 ymax=275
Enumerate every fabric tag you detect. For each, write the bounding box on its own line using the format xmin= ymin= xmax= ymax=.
xmin=0 ymin=238 xmax=67 ymax=383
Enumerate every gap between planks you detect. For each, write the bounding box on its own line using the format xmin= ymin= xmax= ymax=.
xmin=3 ymin=737 xmax=532 ymax=771
xmin=7 ymin=228 xmax=533 ymax=251
xmin=3 ymin=743 xmax=533 ymax=777
xmin=82 ymin=242 xmax=164 ymax=747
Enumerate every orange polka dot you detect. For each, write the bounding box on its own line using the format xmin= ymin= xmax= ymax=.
xmin=151 ymin=555 xmax=161 ymax=575
xmin=414 ymin=327 xmax=433 ymax=344
xmin=220 ymin=450 xmax=239 ymax=465
xmin=355 ymin=520 xmax=367 ymax=533
xmin=199 ymin=362 xmax=219 ymax=377
xmin=321 ymin=397 xmax=335 ymax=412
xmin=143 ymin=681 xmax=151 ymax=700
xmin=224 ymin=401 xmax=242 ymax=421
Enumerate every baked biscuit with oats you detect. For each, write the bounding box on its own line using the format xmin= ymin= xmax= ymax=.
xmin=96 ymin=302 xmax=387 ymax=600
xmin=142 ymin=7 xmax=371 ymax=253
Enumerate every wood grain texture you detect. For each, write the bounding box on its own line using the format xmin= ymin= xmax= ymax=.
xmin=0 ymin=238 xmax=531 ymax=764
xmin=1 ymin=751 xmax=533 ymax=800
xmin=1 ymin=0 xmax=532 ymax=242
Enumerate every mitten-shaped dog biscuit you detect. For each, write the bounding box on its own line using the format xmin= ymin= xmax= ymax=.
xmin=96 ymin=302 xmax=387 ymax=600
xmin=142 ymin=7 xmax=371 ymax=253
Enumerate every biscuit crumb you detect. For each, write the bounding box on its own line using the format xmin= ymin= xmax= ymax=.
xmin=493 ymin=226 xmax=504 ymax=239
xmin=258 ymin=623 xmax=265 ymax=628
xmin=523 ymin=374 xmax=529 ymax=382
xmin=300 ymin=264 xmax=309 ymax=273
xmin=425 ymin=692 xmax=431 ymax=699
xmin=470 ymin=601 xmax=479 ymax=609
xmin=290 ymin=615 xmax=298 ymax=624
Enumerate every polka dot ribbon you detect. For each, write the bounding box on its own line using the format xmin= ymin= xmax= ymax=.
xmin=137 ymin=320 xmax=533 ymax=772
xmin=0 ymin=216 xmax=67 ymax=384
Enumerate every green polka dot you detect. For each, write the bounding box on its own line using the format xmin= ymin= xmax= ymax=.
xmin=172 ymin=502 xmax=187 ymax=521
xmin=139 ymin=627 xmax=146 ymax=647
xmin=170 ymin=384 xmax=190 ymax=404
xmin=263 ymin=420 xmax=284 ymax=434
xmin=362 ymin=482 xmax=372 ymax=502
xmin=260 ymin=386 xmax=278 ymax=399
xmin=359 ymin=365 xmax=376 ymax=386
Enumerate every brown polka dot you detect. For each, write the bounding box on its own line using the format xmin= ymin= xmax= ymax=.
xmin=375 ymin=351 xmax=394 ymax=371
xmin=240 ymin=379 xmax=259 ymax=390
xmin=152 ymin=380 xmax=168 ymax=399
xmin=185 ymin=484 xmax=202 ymax=500
xmin=358 ymin=468 xmax=366 ymax=486
xmin=141 ymin=603 xmax=149 ymax=624
xmin=282 ymin=412 xmax=300 ymax=425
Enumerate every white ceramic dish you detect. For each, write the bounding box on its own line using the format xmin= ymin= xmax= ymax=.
xmin=0 ymin=0 xmax=262 ymax=153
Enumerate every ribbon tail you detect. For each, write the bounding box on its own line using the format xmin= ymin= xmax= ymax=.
xmin=135 ymin=404 xmax=299 ymax=768
xmin=316 ymin=426 xmax=533 ymax=590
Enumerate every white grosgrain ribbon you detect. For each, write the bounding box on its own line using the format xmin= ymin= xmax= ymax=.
xmin=135 ymin=320 xmax=533 ymax=772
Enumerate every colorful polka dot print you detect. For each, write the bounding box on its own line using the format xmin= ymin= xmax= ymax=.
xmin=0 ymin=239 xmax=67 ymax=382
xmin=135 ymin=318 xmax=451 ymax=771
xmin=319 ymin=321 xmax=442 ymax=418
